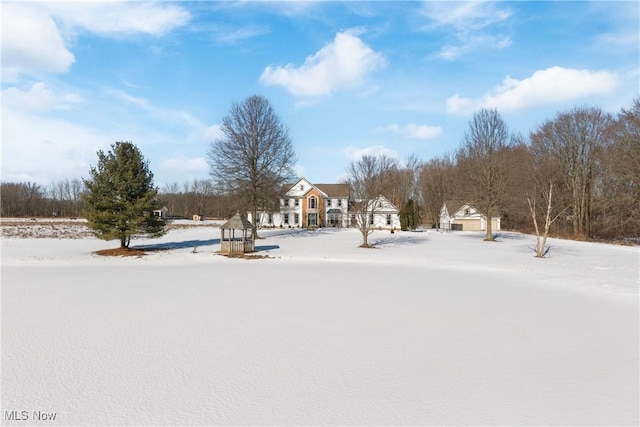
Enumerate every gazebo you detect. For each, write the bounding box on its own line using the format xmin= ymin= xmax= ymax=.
xmin=220 ymin=212 xmax=256 ymax=254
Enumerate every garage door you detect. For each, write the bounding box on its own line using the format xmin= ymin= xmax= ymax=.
xmin=457 ymin=219 xmax=482 ymax=231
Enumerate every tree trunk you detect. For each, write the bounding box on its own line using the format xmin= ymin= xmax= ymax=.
xmin=252 ymin=207 xmax=261 ymax=239
xmin=484 ymin=206 xmax=494 ymax=241
xmin=361 ymin=226 xmax=369 ymax=247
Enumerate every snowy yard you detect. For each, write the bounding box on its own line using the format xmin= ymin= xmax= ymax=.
xmin=1 ymin=224 xmax=638 ymax=426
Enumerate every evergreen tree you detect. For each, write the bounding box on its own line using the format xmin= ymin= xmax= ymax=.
xmin=83 ymin=141 xmax=165 ymax=248
xmin=399 ymin=199 xmax=417 ymax=231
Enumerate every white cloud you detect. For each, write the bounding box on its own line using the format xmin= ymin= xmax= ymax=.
xmin=213 ymin=25 xmax=270 ymax=44
xmin=380 ymin=124 xmax=442 ymax=140
xmin=422 ymin=1 xmax=512 ymax=30
xmin=107 ymin=93 xmax=215 ymax=142
xmin=1 ymin=2 xmax=190 ymax=79
xmin=342 ymin=145 xmax=399 ymax=162
xmin=255 ymin=1 xmax=322 ymax=18
xmin=105 ymin=88 xmax=224 ymax=148
xmin=2 ymin=82 xmax=83 ymax=113
xmin=590 ymin=1 xmax=639 ymax=50
xmin=0 ymin=107 xmax=113 ymax=184
xmin=43 ymin=2 xmax=191 ymax=37
xmin=106 ymin=89 xmax=155 ymax=111
xmin=596 ymin=31 xmax=640 ymax=47
xmin=421 ymin=1 xmax=512 ymax=60
xmin=159 ymin=157 xmax=208 ymax=174
xmin=436 ymin=46 xmax=463 ymax=61
xmin=1 ymin=3 xmax=75 ymax=79
xmin=203 ymin=125 xmax=224 ymax=142
xmin=293 ymin=164 xmax=306 ymax=178
xmin=259 ymin=29 xmax=386 ymax=97
xmin=447 ymin=66 xmax=620 ymax=115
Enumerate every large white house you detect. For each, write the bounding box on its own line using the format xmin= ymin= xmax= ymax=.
xmin=251 ymin=178 xmax=401 ymax=230
xmin=252 ymin=178 xmax=351 ymax=228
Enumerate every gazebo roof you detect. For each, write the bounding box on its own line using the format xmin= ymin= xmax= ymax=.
xmin=220 ymin=212 xmax=255 ymax=230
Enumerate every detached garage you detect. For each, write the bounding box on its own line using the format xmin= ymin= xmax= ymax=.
xmin=440 ymin=202 xmax=501 ymax=232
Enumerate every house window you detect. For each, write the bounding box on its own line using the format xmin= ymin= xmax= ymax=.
xmin=464 ymin=208 xmax=470 ymax=216
xmin=386 ymin=214 xmax=391 ymax=225
xmin=309 ymin=196 xmax=317 ymax=209
xmin=284 ymin=213 xmax=289 ymax=224
xmin=327 ymin=199 xmax=332 ymax=208
xmin=268 ymin=213 xmax=273 ymax=224
xmin=294 ymin=213 xmax=299 ymax=224
xmin=283 ymin=199 xmax=288 ymax=207
xmin=294 ymin=198 xmax=299 ymax=207
xmin=369 ymin=214 xmax=374 ymax=225
xmin=300 ymin=184 xmax=304 ymax=191
xmin=338 ymin=199 xmax=342 ymax=207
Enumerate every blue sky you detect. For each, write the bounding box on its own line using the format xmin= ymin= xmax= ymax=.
xmin=2 ymin=1 xmax=638 ymax=188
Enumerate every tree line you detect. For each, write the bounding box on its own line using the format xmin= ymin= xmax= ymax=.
xmin=2 ymin=96 xmax=638 ymax=244
xmin=392 ymin=99 xmax=639 ymax=241
xmin=1 ymin=179 xmax=85 ymax=218
xmin=0 ymin=179 xmax=240 ymax=220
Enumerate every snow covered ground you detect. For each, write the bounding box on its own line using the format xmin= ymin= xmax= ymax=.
xmin=1 ymin=224 xmax=638 ymax=426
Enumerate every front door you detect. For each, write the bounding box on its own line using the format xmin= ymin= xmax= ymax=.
xmin=307 ymin=213 xmax=317 ymax=227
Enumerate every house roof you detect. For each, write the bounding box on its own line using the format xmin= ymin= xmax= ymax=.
xmin=281 ymin=179 xmax=350 ymax=198
xmin=443 ymin=200 xmax=468 ymax=216
xmin=350 ymin=195 xmax=399 ymax=213
xmin=315 ymin=184 xmax=350 ymax=198
xmin=442 ymin=201 xmax=500 ymax=219
xmin=220 ymin=212 xmax=255 ymax=230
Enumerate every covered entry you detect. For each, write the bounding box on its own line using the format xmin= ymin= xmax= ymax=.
xmin=327 ymin=208 xmax=343 ymax=227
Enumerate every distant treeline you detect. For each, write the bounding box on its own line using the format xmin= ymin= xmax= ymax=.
xmin=0 ymin=179 xmax=241 ymax=220
xmin=2 ymin=99 xmax=638 ymax=241
xmin=1 ymin=179 xmax=85 ymax=219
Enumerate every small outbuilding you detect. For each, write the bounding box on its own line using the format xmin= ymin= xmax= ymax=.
xmin=220 ymin=212 xmax=256 ymax=254
xmin=153 ymin=206 xmax=169 ymax=219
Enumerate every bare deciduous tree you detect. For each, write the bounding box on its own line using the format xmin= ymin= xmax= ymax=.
xmin=456 ymin=108 xmax=513 ymax=241
xmin=207 ymin=95 xmax=297 ymax=237
xmin=158 ymin=180 xmax=238 ymax=220
xmin=47 ymin=178 xmax=85 ymax=217
xmin=496 ymin=137 xmax=536 ymax=231
xmin=527 ymin=182 xmax=568 ymax=257
xmin=419 ymin=154 xmax=455 ymax=228
xmin=530 ymin=106 xmax=613 ymax=239
xmin=346 ymin=154 xmax=399 ymax=247
xmin=386 ymin=154 xmax=422 ymax=209
xmin=597 ymin=98 xmax=640 ymax=238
